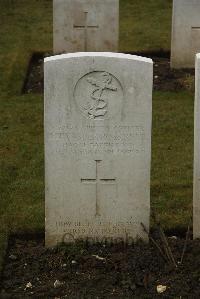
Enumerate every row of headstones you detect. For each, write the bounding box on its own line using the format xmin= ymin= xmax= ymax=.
xmin=53 ymin=0 xmax=200 ymax=68
xmin=45 ymin=51 xmax=200 ymax=247
xmin=45 ymin=0 xmax=200 ymax=246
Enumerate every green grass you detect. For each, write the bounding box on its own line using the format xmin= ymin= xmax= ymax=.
xmin=120 ymin=0 xmax=172 ymax=52
xmin=0 ymin=0 xmax=193 ymax=274
xmin=0 ymin=0 xmax=52 ymax=272
xmin=152 ymin=91 xmax=194 ymax=230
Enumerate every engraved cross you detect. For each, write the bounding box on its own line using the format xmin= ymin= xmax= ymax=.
xmin=73 ymin=11 xmax=99 ymax=51
xmin=81 ymin=160 xmax=116 ymax=217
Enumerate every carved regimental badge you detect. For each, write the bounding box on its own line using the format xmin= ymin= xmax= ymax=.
xmin=74 ymin=71 xmax=123 ymax=119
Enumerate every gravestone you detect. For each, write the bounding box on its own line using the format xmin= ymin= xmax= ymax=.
xmin=171 ymin=0 xmax=200 ymax=68
xmin=53 ymin=0 xmax=119 ymax=54
xmin=45 ymin=53 xmax=153 ymax=246
xmin=194 ymin=53 xmax=200 ymax=238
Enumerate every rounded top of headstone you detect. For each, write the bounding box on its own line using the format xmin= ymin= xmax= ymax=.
xmin=44 ymin=52 xmax=153 ymax=64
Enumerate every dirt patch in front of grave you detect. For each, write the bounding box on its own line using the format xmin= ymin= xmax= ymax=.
xmin=1 ymin=232 xmax=200 ymax=298
xmin=22 ymin=52 xmax=195 ymax=94
xmin=152 ymin=57 xmax=194 ymax=92
xmin=21 ymin=52 xmax=45 ymax=94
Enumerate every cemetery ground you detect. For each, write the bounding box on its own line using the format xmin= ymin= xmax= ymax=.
xmin=0 ymin=0 xmax=199 ymax=298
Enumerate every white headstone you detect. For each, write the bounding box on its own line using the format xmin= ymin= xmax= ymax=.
xmin=194 ymin=53 xmax=200 ymax=238
xmin=53 ymin=0 xmax=119 ymax=54
xmin=171 ymin=0 xmax=200 ymax=68
xmin=45 ymin=53 xmax=153 ymax=246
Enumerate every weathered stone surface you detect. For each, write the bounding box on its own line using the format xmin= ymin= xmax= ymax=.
xmin=44 ymin=53 xmax=153 ymax=246
xmin=171 ymin=0 xmax=200 ymax=68
xmin=53 ymin=0 xmax=119 ymax=54
xmin=194 ymin=53 xmax=200 ymax=238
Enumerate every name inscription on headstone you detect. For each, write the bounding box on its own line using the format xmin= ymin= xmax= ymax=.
xmin=47 ymin=124 xmax=145 ymax=156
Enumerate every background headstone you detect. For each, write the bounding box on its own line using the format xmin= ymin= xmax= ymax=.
xmin=53 ymin=0 xmax=119 ymax=54
xmin=45 ymin=53 xmax=153 ymax=246
xmin=194 ymin=53 xmax=200 ymax=238
xmin=171 ymin=0 xmax=200 ymax=68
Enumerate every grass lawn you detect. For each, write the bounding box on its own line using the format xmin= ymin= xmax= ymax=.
xmin=0 ymin=0 xmax=194 ymax=274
